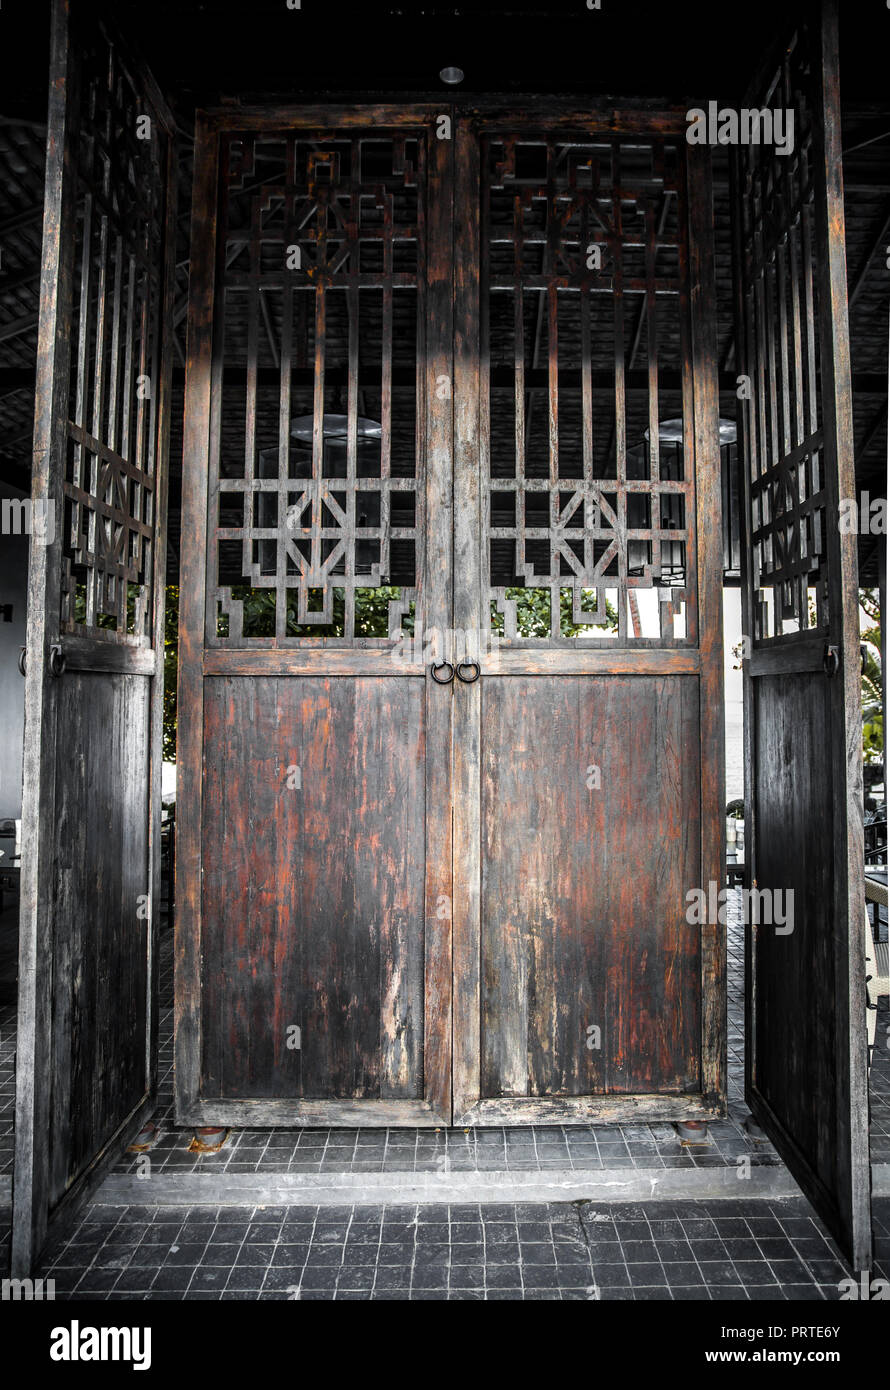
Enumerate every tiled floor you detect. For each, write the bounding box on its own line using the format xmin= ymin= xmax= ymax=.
xmin=126 ymin=1120 xmax=772 ymax=1175
xmin=0 ymin=889 xmax=888 ymax=1300
xmin=1 ymin=1197 xmax=886 ymax=1301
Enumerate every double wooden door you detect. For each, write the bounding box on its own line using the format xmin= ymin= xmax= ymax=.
xmin=176 ymin=107 xmax=725 ymax=1129
xmin=14 ymin=0 xmax=871 ymax=1278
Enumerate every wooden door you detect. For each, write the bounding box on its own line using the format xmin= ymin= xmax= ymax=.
xmin=175 ymin=111 xmax=454 ymax=1126
xmin=734 ymin=1 xmax=872 ymax=1271
xmin=451 ymin=117 xmax=726 ymax=1123
xmin=13 ymin=0 xmax=176 ymax=1273
xmin=178 ymin=106 xmax=726 ymax=1129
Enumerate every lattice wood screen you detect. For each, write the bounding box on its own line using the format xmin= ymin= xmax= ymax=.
xmin=481 ymin=134 xmax=695 ymax=647
xmin=735 ymin=30 xmax=829 ymax=644
xmin=59 ymin=27 xmax=171 ymax=644
xmin=209 ymin=132 xmax=423 ymax=645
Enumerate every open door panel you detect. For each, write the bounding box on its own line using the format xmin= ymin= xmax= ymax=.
xmin=734 ymin=0 xmax=872 ymax=1271
xmin=12 ymin=0 xmax=177 ymax=1274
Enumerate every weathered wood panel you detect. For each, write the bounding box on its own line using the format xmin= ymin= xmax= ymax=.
xmin=447 ymin=116 xmax=724 ymax=1124
xmin=735 ymin=0 xmax=871 ymax=1271
xmin=178 ymin=111 xmax=454 ymax=1127
xmin=751 ymin=674 xmax=838 ymax=1192
xmin=200 ymin=676 xmax=426 ymax=1101
xmin=51 ymin=672 xmax=151 ymax=1196
xmin=479 ymin=675 xmax=701 ymax=1099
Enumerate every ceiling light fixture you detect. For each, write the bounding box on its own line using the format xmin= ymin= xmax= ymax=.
xmin=439 ymin=66 xmax=464 ymax=85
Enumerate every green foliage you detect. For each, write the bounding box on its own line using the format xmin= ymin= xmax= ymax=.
xmin=490 ymin=587 xmax=619 ymax=637
xmin=72 ymin=582 xmax=140 ymax=632
xmin=163 ymin=585 xmax=179 ymax=763
xmin=861 ymin=587 xmax=883 ymax=764
xmin=222 ymin=585 xmax=413 ymax=640
xmin=163 ymin=586 xmax=413 ymax=760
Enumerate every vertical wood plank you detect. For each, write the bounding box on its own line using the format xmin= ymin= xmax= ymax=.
xmin=12 ymin=0 xmax=80 ymax=1278
xmin=147 ymin=128 xmax=178 ymax=1098
xmin=451 ymin=119 xmax=480 ymax=1119
xmin=174 ymin=112 xmax=220 ymax=1121
xmin=811 ymin=0 xmax=870 ymax=1272
xmin=687 ymin=143 xmax=726 ymax=1111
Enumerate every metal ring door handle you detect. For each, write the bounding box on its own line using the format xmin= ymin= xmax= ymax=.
xmin=430 ymin=660 xmax=455 ymax=684
xmin=456 ymin=660 xmax=481 ymax=684
xmin=19 ymin=645 xmax=66 ymax=677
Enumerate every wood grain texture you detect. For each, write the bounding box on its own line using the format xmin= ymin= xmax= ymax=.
xmin=811 ymin=0 xmax=870 ymax=1275
xmin=13 ymin=0 xmax=80 ymax=1275
xmin=204 ymin=104 xmax=692 ymax=136
xmin=200 ymin=676 xmax=426 ymax=1103
xmin=174 ymin=112 xmax=219 ymax=1118
xmin=421 ymin=126 xmax=455 ymax=1122
xmin=479 ymin=676 xmax=701 ymax=1100
xmin=51 ymin=673 xmax=151 ymax=1195
xmin=459 ymin=1093 xmax=720 ymax=1127
xmin=451 ymin=121 xmax=482 ymax=1118
xmin=751 ymin=674 xmax=838 ymax=1193
xmin=686 ymin=144 xmax=726 ymax=1111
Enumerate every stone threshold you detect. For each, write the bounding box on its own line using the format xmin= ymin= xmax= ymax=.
xmin=88 ymin=1163 xmax=890 ymax=1207
xmin=3 ymin=1164 xmax=886 ymax=1211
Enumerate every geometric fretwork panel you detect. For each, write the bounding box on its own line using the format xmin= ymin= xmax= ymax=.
xmin=59 ymin=29 xmax=169 ymax=643
xmin=737 ymin=28 xmax=828 ymax=642
xmin=211 ymin=132 xmax=422 ymax=643
xmin=483 ymin=134 xmax=695 ymax=646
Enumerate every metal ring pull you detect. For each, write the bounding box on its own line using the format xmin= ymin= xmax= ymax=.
xmin=18 ymin=647 xmax=26 ymax=677
xmin=49 ymin=644 xmax=66 ymax=678
xmin=823 ymin=644 xmax=839 ymax=678
xmin=456 ymin=660 xmax=481 ymax=684
xmin=430 ymin=660 xmax=455 ymax=684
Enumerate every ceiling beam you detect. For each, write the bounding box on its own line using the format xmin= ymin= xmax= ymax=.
xmin=0 ymin=204 xmax=44 ymax=238
xmin=848 ymin=196 xmax=890 ymax=311
xmin=0 ymin=456 xmax=31 ymax=493
xmin=0 ymin=310 xmax=39 ymax=344
xmin=0 ymin=266 xmax=40 ymax=296
xmin=843 ymin=117 xmax=890 ymax=157
xmin=0 ymin=366 xmax=887 ymax=397
xmin=855 ymin=402 xmax=887 ymax=466
xmin=0 ymin=368 xmax=34 ymax=394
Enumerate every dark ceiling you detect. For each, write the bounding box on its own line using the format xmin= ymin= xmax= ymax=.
xmin=4 ymin=1 xmax=890 ymax=123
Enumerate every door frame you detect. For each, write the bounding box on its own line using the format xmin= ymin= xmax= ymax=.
xmin=176 ymin=100 xmax=727 ymax=1130
xmin=175 ymin=105 xmax=455 ymax=1128
xmin=451 ymin=110 xmax=726 ymax=1123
